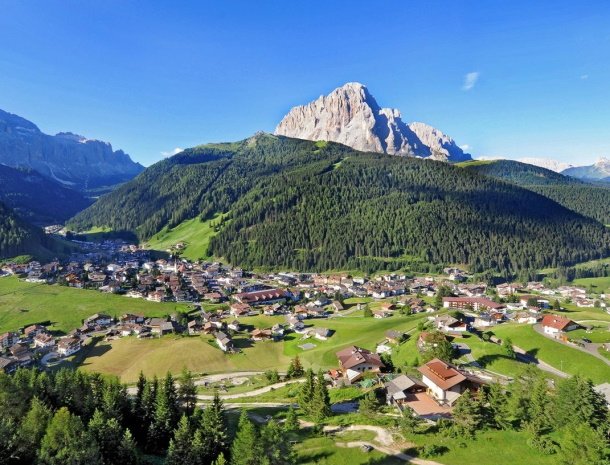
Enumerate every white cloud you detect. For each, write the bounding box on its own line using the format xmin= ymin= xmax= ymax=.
xmin=462 ymin=72 xmax=480 ymax=91
xmin=460 ymin=144 xmax=470 ymax=151
xmin=580 ymin=74 xmax=589 ymax=80
xmin=160 ymin=147 xmax=184 ymax=157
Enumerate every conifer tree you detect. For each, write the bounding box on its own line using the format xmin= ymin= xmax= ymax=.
xmin=452 ymin=390 xmax=482 ymax=438
xmin=16 ymin=396 xmax=52 ymax=463
xmin=284 ymin=406 xmax=300 ymax=434
xmin=201 ymin=392 xmax=229 ymax=462
xmin=167 ymin=415 xmax=199 ymax=465
xmin=178 ymin=367 xmax=197 ymax=415
xmin=311 ymin=370 xmax=331 ymax=422
xmin=261 ymin=419 xmax=296 ymax=465
xmin=298 ymin=369 xmax=315 ymax=415
xmin=230 ymin=410 xmax=261 ymax=465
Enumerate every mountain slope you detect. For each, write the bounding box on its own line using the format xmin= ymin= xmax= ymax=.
xmin=462 ymin=160 xmax=610 ymax=224
xmin=0 ymin=202 xmax=60 ymax=260
xmin=518 ymin=157 xmax=574 ymax=173
xmin=0 ymin=109 xmax=144 ymax=190
xmin=562 ymin=157 xmax=610 ymax=181
xmin=0 ymin=164 xmax=92 ymax=225
xmin=274 ymin=83 xmax=471 ymax=162
xmin=69 ymin=135 xmax=609 ymax=274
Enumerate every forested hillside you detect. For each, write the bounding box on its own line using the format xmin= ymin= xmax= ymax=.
xmin=0 ymin=164 xmax=92 ymax=225
xmin=0 ymin=202 xmax=56 ymax=259
xmin=463 ymin=160 xmax=610 ymax=224
xmin=69 ymin=135 xmax=610 ymax=275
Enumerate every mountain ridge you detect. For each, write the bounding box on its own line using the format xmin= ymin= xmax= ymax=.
xmin=274 ymin=83 xmax=471 ymax=162
xmin=0 ymin=108 xmax=144 ymax=190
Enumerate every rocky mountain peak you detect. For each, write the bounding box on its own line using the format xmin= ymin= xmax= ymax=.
xmin=274 ymin=83 xmax=471 ymax=162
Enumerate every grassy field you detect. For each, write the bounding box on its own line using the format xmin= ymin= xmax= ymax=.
xmin=145 ymin=214 xmax=225 ymax=261
xmin=407 ymin=429 xmax=558 ymax=465
xmin=295 ymin=435 xmax=402 ymax=465
xmin=78 ymin=310 xmax=430 ymax=382
xmin=492 ymin=324 xmax=610 ymax=383
xmin=0 ymin=277 xmax=189 ymax=334
xmin=572 ymin=276 xmax=610 ymax=294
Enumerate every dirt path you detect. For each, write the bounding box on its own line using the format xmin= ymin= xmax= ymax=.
xmin=197 ymin=379 xmax=305 ymax=400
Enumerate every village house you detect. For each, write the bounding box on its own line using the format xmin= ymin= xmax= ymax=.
xmin=33 ymin=332 xmax=55 ymax=349
xmin=0 ymin=332 xmax=18 ymax=349
xmin=23 ymin=324 xmax=46 ymax=339
xmin=230 ymin=302 xmax=252 ymax=317
xmin=310 ymin=327 xmax=332 ymax=341
xmin=234 ymin=288 xmax=289 ymax=306
xmin=84 ymin=313 xmax=113 ymax=328
xmin=335 ymin=346 xmax=385 ymax=383
xmin=384 ymin=374 xmax=427 ymax=407
xmin=434 ymin=314 xmax=468 ymax=333
xmin=215 ymin=331 xmax=233 ymax=352
xmin=373 ymin=309 xmax=393 ymax=319
xmin=385 ymin=330 xmax=404 ymax=344
xmin=187 ymin=320 xmax=202 ymax=335
xmin=147 ymin=318 xmax=174 ymax=335
xmin=418 ymin=358 xmax=486 ymax=406
xmin=228 ymin=320 xmax=241 ymax=332
xmin=417 ymin=331 xmax=448 ymax=350
xmin=442 ymin=297 xmax=504 ymax=312
xmin=57 ymin=337 xmax=82 ymax=357
xmin=541 ymin=314 xmax=580 ymax=338
xmin=120 ymin=313 xmax=145 ymax=325
xmin=251 ymin=328 xmax=273 ymax=341
xmin=286 ymin=315 xmax=306 ymax=333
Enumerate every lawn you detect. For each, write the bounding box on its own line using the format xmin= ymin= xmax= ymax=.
xmin=79 ymin=333 xmax=292 ymax=383
xmin=145 ymin=214 xmax=225 ymax=261
xmin=572 ymin=276 xmax=610 ymax=294
xmin=492 ymin=324 xmax=610 ymax=383
xmin=78 ymin=310 xmax=430 ymax=382
xmin=0 ymin=277 xmax=189 ymax=334
xmin=407 ymin=429 xmax=559 ymax=465
xmin=294 ymin=435 xmax=402 ymax=465
xmin=569 ymin=324 xmax=610 ymax=343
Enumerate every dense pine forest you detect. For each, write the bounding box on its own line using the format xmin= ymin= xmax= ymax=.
xmin=0 ymin=202 xmax=57 ymax=260
xmin=463 ymin=160 xmax=610 ymax=224
xmin=0 ymin=165 xmax=92 ymax=226
xmin=0 ymin=367 xmax=303 ymax=465
xmin=69 ymin=135 xmax=610 ymax=275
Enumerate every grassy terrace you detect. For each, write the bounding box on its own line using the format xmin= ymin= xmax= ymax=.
xmin=0 ymin=277 xmax=188 ymax=334
xmin=145 ymin=214 xmax=225 ymax=261
xmin=492 ymin=324 xmax=610 ymax=384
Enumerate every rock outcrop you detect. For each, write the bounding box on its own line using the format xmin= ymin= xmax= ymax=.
xmin=274 ymin=82 xmax=471 ymax=162
xmin=0 ymin=109 xmax=144 ymax=189
xmin=562 ymin=157 xmax=610 ymax=181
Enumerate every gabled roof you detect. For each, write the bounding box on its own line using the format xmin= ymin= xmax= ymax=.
xmin=418 ymin=358 xmax=467 ymax=391
xmin=336 ymin=346 xmax=384 ymax=370
xmin=385 ymin=374 xmax=426 ymax=398
xmin=541 ymin=314 xmax=577 ymax=331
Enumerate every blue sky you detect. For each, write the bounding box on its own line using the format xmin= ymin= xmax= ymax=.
xmin=1 ymin=1 xmax=609 ymax=166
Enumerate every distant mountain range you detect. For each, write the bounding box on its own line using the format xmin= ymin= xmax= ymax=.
xmin=511 ymin=157 xmax=610 ymax=183
xmin=0 ymin=108 xmax=143 ymax=190
xmin=275 ymin=82 xmax=471 ymax=162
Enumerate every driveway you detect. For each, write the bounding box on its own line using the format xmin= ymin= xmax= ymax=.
xmin=197 ymin=378 xmax=305 ymax=401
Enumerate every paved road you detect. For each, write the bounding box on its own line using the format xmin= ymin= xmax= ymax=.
xmin=512 ymin=345 xmax=569 ymax=378
xmin=533 ymin=324 xmax=610 ymax=367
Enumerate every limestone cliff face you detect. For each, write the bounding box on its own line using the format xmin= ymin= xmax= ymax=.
xmin=0 ymin=109 xmax=143 ymax=189
xmin=275 ymin=82 xmax=471 ymax=162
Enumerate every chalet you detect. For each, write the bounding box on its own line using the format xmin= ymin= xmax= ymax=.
xmin=0 ymin=356 xmax=17 ymax=374
xmin=251 ymin=329 xmax=273 ymax=341
xmin=384 ymin=374 xmax=426 ymax=406
xmin=286 ymin=315 xmax=306 ymax=333
xmin=310 ymin=327 xmax=332 ymax=341
xmin=84 ymin=313 xmax=113 ymax=328
xmin=120 ymin=313 xmax=145 ymax=325
xmin=541 ymin=315 xmax=579 ymax=337
xmin=442 ymin=297 xmax=504 ymax=312
xmin=518 ymin=295 xmax=549 ymax=309
xmin=418 ymin=358 xmax=486 ymax=406
xmin=215 ymin=331 xmax=233 ymax=352
xmin=434 ymin=315 xmax=468 ymax=333
xmin=417 ymin=331 xmax=448 ymax=350
xmin=23 ymin=324 xmax=46 ymax=339
xmin=234 ymin=288 xmax=288 ymax=306
xmin=293 ymin=305 xmax=310 ymax=320
xmin=307 ymin=306 xmax=327 ymax=318
xmin=271 ymin=324 xmax=286 ymax=339
xmin=57 ymin=337 xmax=82 ymax=356
xmin=228 ymin=320 xmax=241 ymax=331
xmin=203 ymin=292 xmax=224 ymax=303
xmin=385 ymin=330 xmax=404 ymax=344
xmin=336 ymin=346 xmax=385 ymax=383
xmin=473 ymin=312 xmax=504 ymax=328
xmin=514 ymin=311 xmax=540 ymax=325
xmin=33 ymin=332 xmax=55 ymax=349
xmin=0 ymin=332 xmax=18 ymax=349
xmin=373 ymin=310 xmax=392 ymax=319
xmin=331 ymin=300 xmax=344 ymax=312
xmin=187 ymin=320 xmax=202 ymax=335
xmin=148 ymin=318 xmax=174 ymax=335
xmin=230 ymin=303 xmax=252 ymax=317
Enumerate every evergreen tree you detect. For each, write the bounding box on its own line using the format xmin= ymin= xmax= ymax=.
xmin=88 ymin=409 xmax=128 ymax=465
xmin=287 ymin=356 xmax=304 ymax=379
xmin=0 ymin=417 xmax=18 ymax=465
xmin=230 ymin=410 xmax=261 ymax=465
xmin=117 ymin=429 xmax=140 ymax=465
xmin=559 ymin=422 xmax=610 ymax=465
xmin=484 ymin=383 xmax=510 ymax=430
xmin=298 ymin=369 xmax=315 ymax=415
xmin=358 ymin=391 xmax=379 ymax=416
xmin=284 ymin=406 xmax=300 ymax=434
xmin=311 ymin=371 xmax=331 ymax=423
xmin=178 ymin=368 xmax=197 ymax=415
xmin=166 ymin=415 xmax=200 ymax=465
xmin=502 ymin=337 xmax=516 ymax=359
xmin=16 ymin=397 xmax=52 ymax=464
xmin=399 ymin=410 xmax=421 ymax=436
xmin=147 ymin=373 xmax=179 ymax=453
xmin=261 ymin=419 xmax=296 ymax=465
xmin=201 ymin=392 xmax=228 ymax=462
xmin=553 ymin=375 xmax=608 ymax=429
xmin=452 ymin=390 xmax=482 ymax=438
xmin=38 ymin=407 xmax=101 ymax=465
